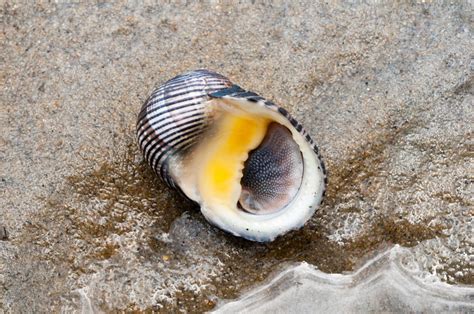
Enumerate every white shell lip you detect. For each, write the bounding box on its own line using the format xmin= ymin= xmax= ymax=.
xmin=137 ymin=70 xmax=327 ymax=242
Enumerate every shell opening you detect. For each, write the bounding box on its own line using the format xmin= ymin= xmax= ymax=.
xmin=238 ymin=122 xmax=303 ymax=215
xmin=191 ymin=112 xmax=304 ymax=217
xmin=166 ymin=93 xmax=325 ymax=242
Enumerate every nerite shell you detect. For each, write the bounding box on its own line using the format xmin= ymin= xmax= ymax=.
xmin=137 ymin=69 xmax=326 ymax=242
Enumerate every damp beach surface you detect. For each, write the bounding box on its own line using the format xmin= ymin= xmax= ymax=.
xmin=1 ymin=2 xmax=473 ymax=312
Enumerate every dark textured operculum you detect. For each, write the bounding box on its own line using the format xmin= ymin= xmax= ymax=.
xmin=239 ymin=122 xmax=304 ymax=214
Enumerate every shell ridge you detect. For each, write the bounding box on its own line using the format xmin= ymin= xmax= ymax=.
xmin=138 ymin=70 xmax=232 ymax=187
xmin=137 ymin=84 xmax=229 ymax=130
xmin=143 ymin=121 xmax=205 ymax=161
xmin=149 ymin=127 xmax=203 ymax=170
xmin=138 ymin=110 xmax=206 ymax=152
xmin=209 ymin=84 xmax=246 ymax=98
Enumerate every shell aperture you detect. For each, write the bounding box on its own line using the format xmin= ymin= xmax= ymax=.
xmin=239 ymin=122 xmax=304 ymax=215
xmin=137 ymin=70 xmax=326 ymax=242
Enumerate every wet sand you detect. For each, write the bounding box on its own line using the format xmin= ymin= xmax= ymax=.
xmin=1 ymin=2 xmax=472 ymax=312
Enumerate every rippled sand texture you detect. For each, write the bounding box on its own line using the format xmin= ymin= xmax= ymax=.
xmin=1 ymin=2 xmax=473 ymax=312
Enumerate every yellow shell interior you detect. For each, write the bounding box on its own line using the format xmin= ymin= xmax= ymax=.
xmin=169 ymin=96 xmax=324 ymax=241
xmin=197 ymin=114 xmax=270 ymax=209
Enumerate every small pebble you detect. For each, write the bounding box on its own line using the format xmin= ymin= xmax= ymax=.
xmin=0 ymin=226 xmax=8 ymax=240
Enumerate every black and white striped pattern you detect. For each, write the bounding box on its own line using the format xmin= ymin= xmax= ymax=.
xmin=137 ymin=69 xmax=327 ymax=198
xmin=136 ymin=70 xmax=232 ymax=188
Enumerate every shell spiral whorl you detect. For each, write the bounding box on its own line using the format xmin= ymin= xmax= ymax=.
xmin=137 ymin=69 xmax=327 ymax=242
xmin=137 ymin=70 xmax=233 ymax=189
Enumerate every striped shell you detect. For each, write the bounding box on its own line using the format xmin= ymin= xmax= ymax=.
xmin=137 ymin=70 xmax=233 ymax=189
xmin=137 ymin=69 xmax=327 ymax=242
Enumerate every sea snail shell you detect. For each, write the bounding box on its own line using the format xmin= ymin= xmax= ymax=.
xmin=137 ymin=70 xmax=327 ymax=242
